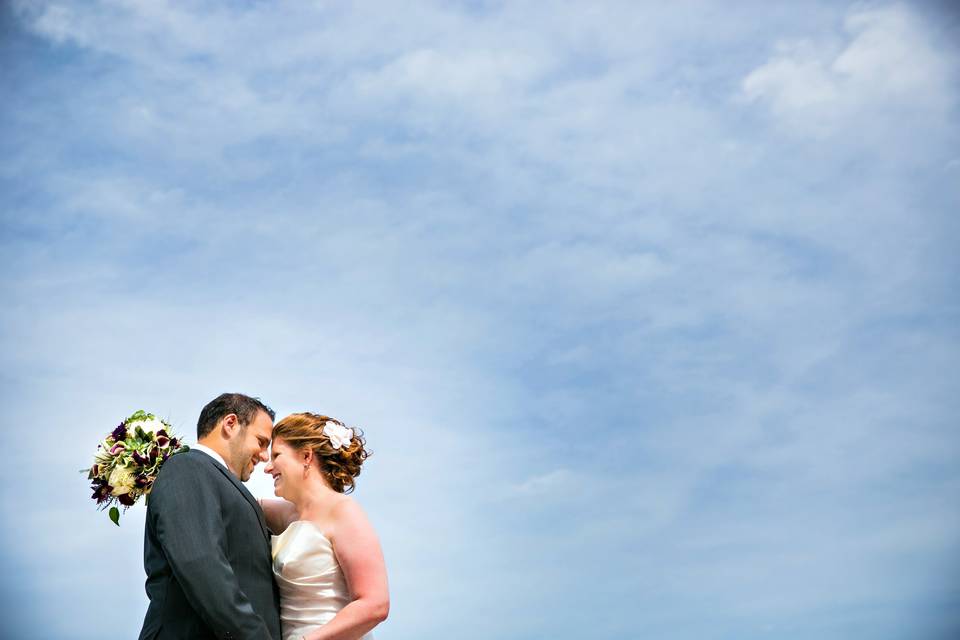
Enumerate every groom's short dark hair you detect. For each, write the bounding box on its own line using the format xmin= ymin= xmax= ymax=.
xmin=197 ymin=393 xmax=276 ymax=439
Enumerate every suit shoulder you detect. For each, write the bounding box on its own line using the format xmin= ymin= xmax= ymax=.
xmin=148 ymin=451 xmax=226 ymax=512
xmin=162 ymin=448 xmax=206 ymax=469
xmin=154 ymin=450 xmax=214 ymax=485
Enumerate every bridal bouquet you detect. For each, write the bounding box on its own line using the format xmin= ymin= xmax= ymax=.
xmin=84 ymin=410 xmax=188 ymax=525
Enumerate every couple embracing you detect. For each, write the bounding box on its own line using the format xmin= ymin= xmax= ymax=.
xmin=138 ymin=393 xmax=389 ymax=640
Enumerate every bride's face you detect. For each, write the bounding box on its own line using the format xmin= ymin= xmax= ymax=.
xmin=263 ymin=438 xmax=302 ymax=498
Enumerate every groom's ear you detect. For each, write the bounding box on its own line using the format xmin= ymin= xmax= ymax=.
xmin=221 ymin=413 xmax=240 ymax=438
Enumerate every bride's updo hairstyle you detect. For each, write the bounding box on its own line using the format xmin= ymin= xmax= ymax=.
xmin=272 ymin=413 xmax=369 ymax=494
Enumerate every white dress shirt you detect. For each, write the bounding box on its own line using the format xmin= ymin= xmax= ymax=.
xmin=192 ymin=442 xmax=229 ymax=470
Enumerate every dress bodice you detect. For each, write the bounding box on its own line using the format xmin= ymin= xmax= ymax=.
xmin=272 ymin=520 xmax=373 ymax=640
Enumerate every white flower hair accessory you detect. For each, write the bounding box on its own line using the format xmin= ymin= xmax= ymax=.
xmin=322 ymin=421 xmax=353 ymax=450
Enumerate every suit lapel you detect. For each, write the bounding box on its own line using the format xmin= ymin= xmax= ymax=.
xmin=193 ymin=450 xmax=271 ymax=541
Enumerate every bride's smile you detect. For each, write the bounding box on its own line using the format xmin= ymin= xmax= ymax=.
xmin=264 ymin=439 xmax=301 ymax=499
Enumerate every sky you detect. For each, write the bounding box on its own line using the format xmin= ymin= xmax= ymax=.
xmin=1 ymin=1 xmax=958 ymax=639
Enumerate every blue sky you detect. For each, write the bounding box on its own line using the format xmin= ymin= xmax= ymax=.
xmin=1 ymin=1 xmax=958 ymax=639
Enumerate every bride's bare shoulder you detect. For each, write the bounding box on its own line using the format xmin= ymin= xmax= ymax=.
xmin=328 ymin=496 xmax=375 ymax=536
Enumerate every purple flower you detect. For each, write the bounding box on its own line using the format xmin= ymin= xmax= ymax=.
xmin=156 ymin=429 xmax=168 ymax=439
xmin=109 ymin=442 xmax=126 ymax=455
xmin=112 ymin=423 xmax=127 ymax=441
xmin=132 ymin=451 xmax=149 ymax=466
xmin=117 ymin=493 xmax=135 ymax=507
xmin=90 ymin=479 xmax=112 ymax=505
xmin=156 ymin=435 xmax=170 ymax=448
xmin=134 ymin=475 xmax=150 ymax=489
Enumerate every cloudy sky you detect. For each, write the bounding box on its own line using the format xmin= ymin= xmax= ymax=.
xmin=1 ymin=1 xmax=958 ymax=639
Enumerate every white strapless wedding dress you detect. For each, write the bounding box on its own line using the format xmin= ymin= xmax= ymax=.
xmin=272 ymin=520 xmax=374 ymax=640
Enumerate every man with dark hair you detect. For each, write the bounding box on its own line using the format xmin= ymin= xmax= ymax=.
xmin=139 ymin=393 xmax=281 ymax=640
xmin=197 ymin=392 xmax=276 ymax=441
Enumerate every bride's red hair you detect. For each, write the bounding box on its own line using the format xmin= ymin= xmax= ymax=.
xmin=272 ymin=413 xmax=369 ymax=494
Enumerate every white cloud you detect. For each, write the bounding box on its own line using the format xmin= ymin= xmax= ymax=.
xmin=355 ymin=48 xmax=547 ymax=103
xmin=741 ymin=4 xmax=955 ymax=134
xmin=510 ymin=468 xmax=575 ymax=496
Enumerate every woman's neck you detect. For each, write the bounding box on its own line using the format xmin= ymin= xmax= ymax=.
xmin=290 ymin=473 xmax=341 ymax=520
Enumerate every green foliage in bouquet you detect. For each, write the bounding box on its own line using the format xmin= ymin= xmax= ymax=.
xmin=83 ymin=410 xmax=189 ymax=525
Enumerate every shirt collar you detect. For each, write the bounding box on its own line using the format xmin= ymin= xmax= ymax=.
xmin=192 ymin=443 xmax=230 ymax=470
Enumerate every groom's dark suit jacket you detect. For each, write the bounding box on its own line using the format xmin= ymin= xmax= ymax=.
xmin=138 ymin=449 xmax=281 ymax=640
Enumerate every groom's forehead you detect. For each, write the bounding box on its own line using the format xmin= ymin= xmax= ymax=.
xmin=248 ymin=411 xmax=274 ymax=436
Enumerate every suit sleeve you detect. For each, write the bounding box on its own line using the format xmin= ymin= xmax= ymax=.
xmin=149 ymin=458 xmax=272 ymax=640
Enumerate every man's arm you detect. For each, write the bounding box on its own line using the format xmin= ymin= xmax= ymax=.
xmin=150 ymin=458 xmax=272 ymax=640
